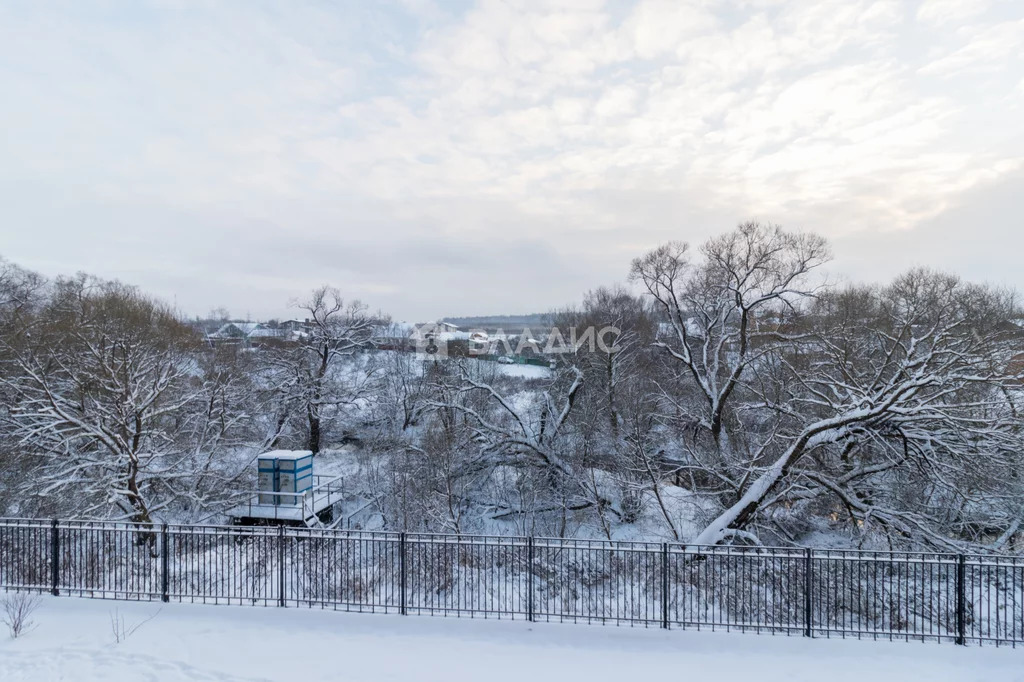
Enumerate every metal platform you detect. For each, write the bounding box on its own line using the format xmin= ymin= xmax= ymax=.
xmin=228 ymin=475 xmax=344 ymax=526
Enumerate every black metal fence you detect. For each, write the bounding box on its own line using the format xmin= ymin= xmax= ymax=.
xmin=0 ymin=518 xmax=1020 ymax=646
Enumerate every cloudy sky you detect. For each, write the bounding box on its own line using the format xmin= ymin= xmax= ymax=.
xmin=1 ymin=0 xmax=1022 ymax=321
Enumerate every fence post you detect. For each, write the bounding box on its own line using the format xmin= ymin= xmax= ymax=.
xmin=661 ymin=543 xmax=670 ymax=629
xmin=50 ymin=518 xmax=59 ymax=596
xmin=277 ymin=525 xmax=286 ymax=608
xmin=527 ymin=536 xmax=534 ymax=622
xmin=803 ymin=547 xmax=813 ymax=638
xmin=955 ymin=554 xmax=966 ymax=645
xmin=399 ymin=532 xmax=407 ymax=616
xmin=160 ymin=524 xmax=169 ymax=603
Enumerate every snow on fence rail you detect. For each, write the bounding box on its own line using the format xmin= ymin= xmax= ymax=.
xmin=0 ymin=518 xmax=1020 ymax=646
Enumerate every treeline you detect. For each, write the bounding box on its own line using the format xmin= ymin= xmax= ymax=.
xmin=1 ymin=221 xmax=1022 ymax=551
xmin=442 ymin=313 xmax=549 ymax=327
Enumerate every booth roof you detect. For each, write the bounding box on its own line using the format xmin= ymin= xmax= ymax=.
xmin=257 ymin=450 xmax=313 ymax=461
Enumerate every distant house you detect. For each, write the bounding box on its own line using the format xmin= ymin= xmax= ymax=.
xmin=394 ymin=321 xmax=471 ymax=355
xmin=207 ymin=321 xmax=297 ymax=348
xmin=404 ymin=321 xmax=467 ymax=342
xmin=279 ymin=319 xmax=311 ymax=334
xmin=247 ymin=326 xmax=287 ymax=340
xmin=209 ymin=322 xmax=261 ymax=340
xmin=374 ymin=321 xmax=417 ymax=351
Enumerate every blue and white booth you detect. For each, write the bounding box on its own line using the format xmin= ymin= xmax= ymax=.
xmin=228 ymin=450 xmax=344 ymax=525
xmin=258 ymin=450 xmax=314 ymax=505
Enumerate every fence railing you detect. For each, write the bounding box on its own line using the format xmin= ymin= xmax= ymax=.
xmin=0 ymin=518 xmax=1020 ymax=646
xmin=228 ymin=474 xmax=345 ymax=523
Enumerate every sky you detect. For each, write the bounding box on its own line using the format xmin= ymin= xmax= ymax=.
xmin=1 ymin=0 xmax=1022 ymax=322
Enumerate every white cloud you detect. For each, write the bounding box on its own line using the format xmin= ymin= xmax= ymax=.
xmin=0 ymin=0 xmax=1022 ymax=319
xmin=918 ymin=19 xmax=1024 ymax=77
xmin=916 ymin=0 xmax=991 ymax=26
xmin=625 ymin=0 xmax=718 ymax=59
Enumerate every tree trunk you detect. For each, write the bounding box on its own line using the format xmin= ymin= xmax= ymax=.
xmin=125 ymin=456 xmax=153 ymax=527
xmin=307 ymin=410 xmax=321 ymax=454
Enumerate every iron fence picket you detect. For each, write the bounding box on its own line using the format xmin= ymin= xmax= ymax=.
xmin=0 ymin=519 xmax=51 ymax=593
xmin=404 ymin=533 xmax=529 ymax=619
xmin=0 ymin=517 xmax=1020 ymax=647
xmin=668 ymin=545 xmax=806 ymax=635
xmin=964 ymin=554 xmax=1024 ymax=646
xmin=282 ymin=527 xmax=401 ymax=613
xmin=810 ymin=549 xmax=959 ymax=643
xmin=165 ymin=524 xmax=278 ymax=606
xmin=531 ymin=538 xmax=662 ymax=626
xmin=56 ymin=520 xmax=161 ymax=600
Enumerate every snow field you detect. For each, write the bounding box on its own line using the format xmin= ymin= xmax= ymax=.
xmin=0 ymin=595 xmax=1021 ymax=682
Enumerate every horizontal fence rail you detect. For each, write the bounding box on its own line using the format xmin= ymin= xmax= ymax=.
xmin=0 ymin=518 xmax=1020 ymax=647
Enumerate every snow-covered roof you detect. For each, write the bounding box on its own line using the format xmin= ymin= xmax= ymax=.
xmin=247 ymin=327 xmax=283 ymax=338
xmin=407 ymin=322 xmax=468 ymax=341
xmin=210 ymin=322 xmax=262 ymax=338
xmin=257 ymin=450 xmax=313 ymax=461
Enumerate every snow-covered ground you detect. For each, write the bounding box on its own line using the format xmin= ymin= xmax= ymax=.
xmin=1 ymin=597 xmax=1020 ymax=682
xmin=496 ymin=362 xmax=551 ymax=379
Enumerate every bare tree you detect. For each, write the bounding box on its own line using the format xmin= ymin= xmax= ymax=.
xmin=631 ymin=222 xmax=829 ymax=451
xmin=172 ymin=344 xmax=267 ymax=518
xmin=1 ymin=276 xmax=202 ymax=525
xmin=0 ymin=241 xmax=1019 ymax=551
xmin=0 ymin=257 xmax=49 ymax=514
xmin=1 ymin=592 xmax=40 ymax=638
xmin=372 ymin=346 xmax=429 ymax=433
xmin=443 ymin=362 xmax=583 ymax=481
xmin=692 ymin=269 xmax=1024 ymax=548
xmin=550 ymin=287 xmax=662 ymax=534
xmin=425 ymin=360 xmax=605 ymax=534
xmin=0 ymin=256 xmax=46 ymax=330
xmin=264 ymin=286 xmax=382 ymax=454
